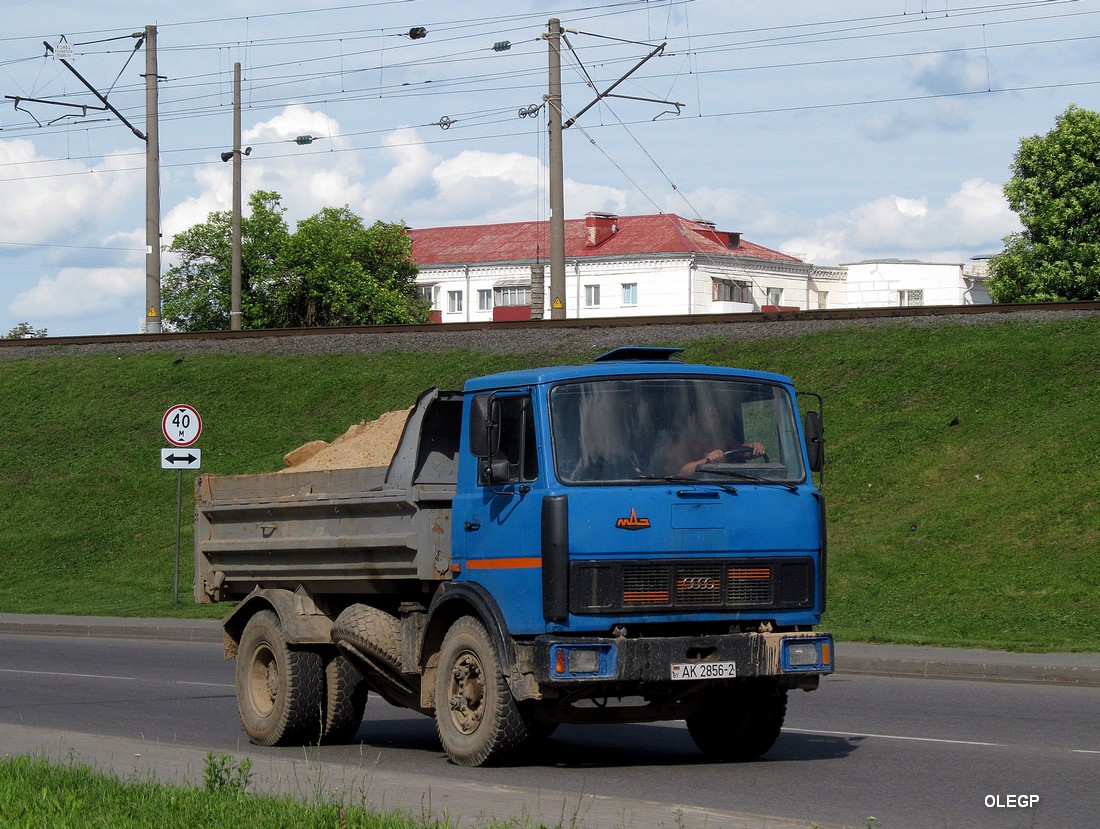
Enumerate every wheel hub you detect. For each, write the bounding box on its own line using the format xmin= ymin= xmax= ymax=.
xmin=448 ymin=652 xmax=485 ymax=734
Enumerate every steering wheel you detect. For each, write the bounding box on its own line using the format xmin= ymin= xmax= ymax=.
xmin=719 ymin=447 xmax=757 ymax=462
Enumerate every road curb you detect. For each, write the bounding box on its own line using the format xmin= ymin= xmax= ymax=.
xmin=3 ymin=614 xmax=1099 ymax=687
xmin=0 ymin=614 xmax=222 ymax=644
xmin=836 ymin=642 xmax=1100 ymax=687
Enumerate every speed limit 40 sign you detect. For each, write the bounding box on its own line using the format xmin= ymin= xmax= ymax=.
xmin=162 ymin=404 xmax=202 ymax=447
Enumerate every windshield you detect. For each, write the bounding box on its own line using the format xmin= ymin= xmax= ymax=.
xmin=550 ymin=376 xmax=805 ymax=485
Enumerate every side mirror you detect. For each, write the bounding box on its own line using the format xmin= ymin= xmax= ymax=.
xmin=468 ymin=394 xmax=499 ymax=458
xmin=480 ymin=457 xmax=512 ymax=486
xmin=804 ymin=410 xmax=824 ymax=473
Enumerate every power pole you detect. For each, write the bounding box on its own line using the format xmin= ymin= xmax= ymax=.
xmin=544 ymin=20 xmax=676 ymax=321
xmin=144 ymin=25 xmax=161 ymax=333
xmin=230 ymin=62 xmax=242 ymax=331
xmin=546 ymin=18 xmax=566 ymax=320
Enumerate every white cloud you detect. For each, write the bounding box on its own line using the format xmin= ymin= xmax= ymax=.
xmin=162 ymin=105 xmax=370 ymax=241
xmin=11 ymin=265 xmax=143 ymax=319
xmin=861 ymin=100 xmax=971 ymax=142
xmin=780 ymin=178 xmax=1019 ymax=265
xmin=0 ymin=139 xmax=141 ymax=244
xmin=910 ymin=51 xmax=988 ymax=95
xmin=360 ymin=128 xmax=627 ymax=227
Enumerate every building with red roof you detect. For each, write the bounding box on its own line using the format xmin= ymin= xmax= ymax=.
xmin=408 ymin=212 xmax=837 ymax=323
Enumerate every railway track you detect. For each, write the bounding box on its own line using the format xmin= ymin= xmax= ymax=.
xmin=3 ymin=300 xmax=1098 ymax=352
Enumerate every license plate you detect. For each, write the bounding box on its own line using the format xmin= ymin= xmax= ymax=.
xmin=670 ymin=661 xmax=737 ymax=681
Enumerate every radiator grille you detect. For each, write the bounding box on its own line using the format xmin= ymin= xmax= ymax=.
xmin=622 ymin=566 xmax=670 ymax=605
xmin=571 ymin=557 xmax=812 ymax=614
xmin=675 ymin=565 xmax=724 ymax=606
xmin=727 ymin=566 xmax=772 ymax=605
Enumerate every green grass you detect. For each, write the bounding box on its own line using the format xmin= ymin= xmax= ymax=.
xmin=1 ymin=318 xmax=1097 ymax=649
xmin=0 ymin=754 xmax=546 ymax=829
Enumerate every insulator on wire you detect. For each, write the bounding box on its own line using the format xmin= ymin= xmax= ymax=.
xmin=492 ymin=41 xmax=512 ymax=52
xmin=408 ymin=27 xmax=428 ymax=40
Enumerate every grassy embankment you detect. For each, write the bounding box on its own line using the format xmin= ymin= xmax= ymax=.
xmin=0 ymin=754 xmax=545 ymax=829
xmin=0 ymin=317 xmax=1097 ymax=650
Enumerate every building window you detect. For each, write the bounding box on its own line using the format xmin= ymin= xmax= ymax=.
xmin=622 ymin=283 xmax=638 ymax=306
xmin=713 ymin=279 xmax=751 ymax=303
xmin=900 ymin=289 xmax=924 ymax=307
xmin=478 ymin=289 xmax=492 ymax=311
xmin=495 ymin=286 xmax=530 ymax=307
xmin=766 ymin=287 xmax=783 ymax=306
xmin=817 ymin=291 xmax=829 ymax=310
xmin=448 ymin=290 xmax=463 ymax=313
xmin=416 ymin=285 xmax=438 ymax=308
xmin=585 ymin=285 xmax=601 ymax=307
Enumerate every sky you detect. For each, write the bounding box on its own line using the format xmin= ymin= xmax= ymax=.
xmin=1 ymin=0 xmax=1097 ymax=336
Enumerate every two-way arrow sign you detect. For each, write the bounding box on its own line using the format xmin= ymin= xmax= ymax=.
xmin=161 ymin=447 xmax=202 ymax=470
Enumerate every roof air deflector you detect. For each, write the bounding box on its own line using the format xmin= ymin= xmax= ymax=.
xmin=594 ymin=346 xmax=684 ymax=363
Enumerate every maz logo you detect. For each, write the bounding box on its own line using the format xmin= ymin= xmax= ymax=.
xmin=616 ymin=508 xmax=651 ymax=530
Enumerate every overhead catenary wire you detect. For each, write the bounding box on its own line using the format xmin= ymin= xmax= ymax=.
xmin=4 ymin=0 xmax=1086 ymax=124
xmin=0 ymin=1 xmax=1091 ymax=205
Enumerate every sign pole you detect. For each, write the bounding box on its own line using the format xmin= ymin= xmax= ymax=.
xmin=174 ymin=469 xmax=182 ymax=603
xmin=162 ymin=404 xmax=202 ymax=605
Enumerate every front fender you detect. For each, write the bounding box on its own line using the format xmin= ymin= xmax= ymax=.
xmin=420 ymin=581 xmax=519 ymax=708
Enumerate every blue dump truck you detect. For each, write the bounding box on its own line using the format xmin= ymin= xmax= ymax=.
xmin=194 ymin=347 xmax=832 ymax=766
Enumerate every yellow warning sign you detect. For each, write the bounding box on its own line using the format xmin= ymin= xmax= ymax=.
xmin=147 ymin=307 xmax=158 ymax=317
xmin=551 ymin=297 xmax=564 ymax=309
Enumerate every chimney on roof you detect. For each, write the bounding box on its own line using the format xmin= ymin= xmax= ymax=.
xmin=585 ymin=212 xmax=618 ymax=248
xmin=727 ymin=232 xmax=741 ymax=248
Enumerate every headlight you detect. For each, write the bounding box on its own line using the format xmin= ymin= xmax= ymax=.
xmin=549 ymin=644 xmax=616 ymax=678
xmin=781 ymin=636 xmax=833 ymax=672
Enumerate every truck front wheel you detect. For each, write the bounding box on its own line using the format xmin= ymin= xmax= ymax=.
xmin=434 ymin=616 xmax=527 ymax=766
xmin=686 ymin=680 xmax=788 ymax=762
xmin=236 ymin=609 xmax=324 ymax=746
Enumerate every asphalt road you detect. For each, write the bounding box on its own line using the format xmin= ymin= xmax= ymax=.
xmin=2 ymin=632 xmax=1098 ymax=829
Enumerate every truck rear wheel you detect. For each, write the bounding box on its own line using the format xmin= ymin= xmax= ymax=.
xmin=321 ymin=653 xmax=368 ymax=744
xmin=434 ymin=616 xmax=527 ymax=766
xmin=686 ymin=680 xmax=787 ymax=762
xmin=331 ymin=603 xmax=402 ymax=672
xmin=236 ymin=609 xmax=324 ymax=746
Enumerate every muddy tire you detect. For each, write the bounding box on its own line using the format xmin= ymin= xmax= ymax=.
xmin=321 ymin=653 xmax=368 ymax=744
xmin=686 ymin=680 xmax=788 ymax=762
xmin=236 ymin=609 xmax=324 ymax=746
xmin=331 ymin=604 xmax=402 ymax=672
xmin=434 ymin=616 xmax=527 ymax=766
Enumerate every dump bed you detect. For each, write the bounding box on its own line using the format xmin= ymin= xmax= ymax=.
xmin=194 ymin=388 xmax=462 ymax=603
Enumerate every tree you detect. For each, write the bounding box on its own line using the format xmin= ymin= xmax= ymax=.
xmin=161 ymin=192 xmax=428 ymax=332
xmin=988 ymin=105 xmax=1100 ymax=303
xmin=274 ymin=207 xmax=426 ymax=328
xmin=162 ymin=190 xmax=290 ymax=331
xmin=4 ymin=322 xmax=47 ymax=339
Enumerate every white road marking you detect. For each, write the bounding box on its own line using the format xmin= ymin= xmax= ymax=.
xmin=0 ymin=667 xmax=232 ymax=688
xmin=784 ymin=726 xmax=1004 ymax=747
xmin=0 ymin=668 xmax=135 ymax=681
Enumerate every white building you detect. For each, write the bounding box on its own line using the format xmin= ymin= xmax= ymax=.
xmin=838 ymin=259 xmax=992 ymax=308
xmin=409 ymin=212 xmax=816 ymax=323
xmin=407 ymin=212 xmax=993 ymax=323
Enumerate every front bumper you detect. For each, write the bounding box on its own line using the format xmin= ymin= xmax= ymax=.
xmin=533 ymin=630 xmax=833 ymax=685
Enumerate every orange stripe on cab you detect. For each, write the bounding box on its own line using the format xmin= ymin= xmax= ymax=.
xmin=465 ymin=557 xmax=543 ymax=570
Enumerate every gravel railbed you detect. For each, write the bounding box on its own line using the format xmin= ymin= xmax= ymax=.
xmin=2 ymin=308 xmax=1097 ymax=360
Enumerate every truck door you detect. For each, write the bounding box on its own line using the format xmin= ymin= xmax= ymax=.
xmin=455 ymin=392 xmax=547 ymax=633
